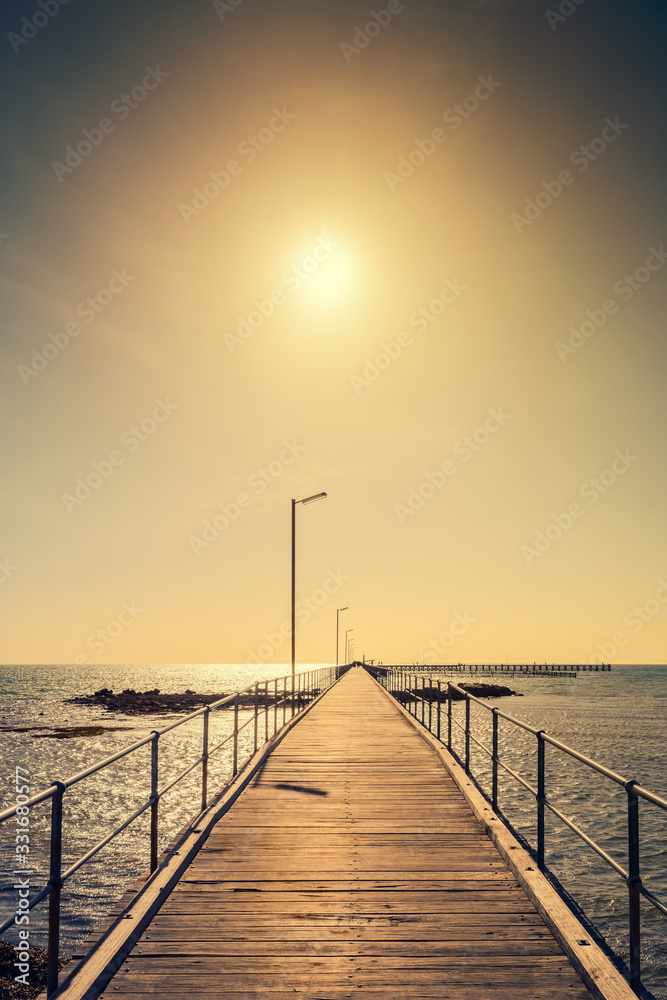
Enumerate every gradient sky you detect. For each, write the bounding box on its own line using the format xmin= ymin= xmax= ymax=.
xmin=1 ymin=0 xmax=666 ymax=666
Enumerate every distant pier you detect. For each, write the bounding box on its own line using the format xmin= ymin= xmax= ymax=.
xmin=376 ymin=662 xmax=611 ymax=678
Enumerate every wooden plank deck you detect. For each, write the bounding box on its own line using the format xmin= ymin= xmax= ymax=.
xmin=102 ymin=666 xmax=595 ymax=999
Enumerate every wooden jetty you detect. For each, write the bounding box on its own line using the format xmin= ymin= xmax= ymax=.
xmin=379 ymin=663 xmax=611 ymax=677
xmin=54 ymin=666 xmax=633 ymax=1000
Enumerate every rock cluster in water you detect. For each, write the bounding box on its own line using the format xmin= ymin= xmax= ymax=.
xmin=66 ymin=688 xmax=315 ymax=715
xmin=394 ymin=681 xmax=520 ymax=704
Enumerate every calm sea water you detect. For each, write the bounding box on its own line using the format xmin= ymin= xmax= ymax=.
xmin=0 ymin=662 xmax=665 ymax=998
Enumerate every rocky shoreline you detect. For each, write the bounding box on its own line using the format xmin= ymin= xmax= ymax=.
xmin=65 ymin=687 xmax=317 ymax=716
xmin=394 ymin=681 xmax=520 ymax=704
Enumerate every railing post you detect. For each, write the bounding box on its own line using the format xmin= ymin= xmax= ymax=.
xmin=626 ymin=779 xmax=641 ymax=994
xmin=447 ymin=684 xmax=452 ymax=750
xmin=291 ymin=672 xmax=295 ymax=719
xmin=436 ymin=680 xmax=441 ymax=741
xmin=233 ymin=694 xmax=239 ymax=776
xmin=201 ymin=706 xmax=210 ymax=812
xmin=537 ymin=730 xmax=546 ymax=872
xmin=464 ymin=695 xmax=470 ymax=775
xmin=283 ymin=676 xmax=287 ymax=727
xmin=254 ymin=682 xmax=258 ymax=752
xmin=264 ymin=680 xmax=269 ymax=742
xmin=428 ymin=678 xmax=433 ymax=732
xmin=421 ymin=676 xmax=425 ymax=724
xmin=46 ymin=781 xmax=65 ymax=998
xmin=492 ymin=708 xmax=499 ymax=813
xmin=274 ymin=678 xmax=278 ymax=735
xmin=150 ymin=731 xmax=159 ymax=873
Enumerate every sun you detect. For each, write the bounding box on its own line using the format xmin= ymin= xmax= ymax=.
xmin=294 ymin=243 xmax=358 ymax=305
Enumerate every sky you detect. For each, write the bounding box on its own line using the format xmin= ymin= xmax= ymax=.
xmin=1 ymin=0 xmax=666 ymax=667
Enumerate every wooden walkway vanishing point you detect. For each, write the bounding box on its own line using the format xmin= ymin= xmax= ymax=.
xmin=59 ymin=666 xmax=635 ymax=1000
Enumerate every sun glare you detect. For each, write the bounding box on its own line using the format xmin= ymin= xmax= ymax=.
xmin=295 ymin=244 xmax=358 ymax=305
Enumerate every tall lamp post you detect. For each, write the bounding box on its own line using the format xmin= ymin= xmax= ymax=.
xmin=291 ymin=492 xmax=327 ymax=680
xmin=336 ymin=607 xmax=349 ymax=666
xmin=345 ymin=628 xmax=354 ymax=665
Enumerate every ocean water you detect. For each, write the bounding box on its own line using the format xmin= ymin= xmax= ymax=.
xmin=1 ymin=662 xmax=665 ymax=998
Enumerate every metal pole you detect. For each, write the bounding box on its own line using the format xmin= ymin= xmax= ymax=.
xmin=464 ymin=695 xmax=470 ymax=775
xmin=264 ymin=680 xmax=269 ymax=742
xmin=437 ymin=680 xmax=441 ymax=741
xmin=291 ymin=498 xmax=296 ymax=680
xmin=421 ymin=676 xmax=425 ymax=724
xmin=254 ymin=682 xmax=258 ymax=752
xmin=274 ymin=678 xmax=278 ymax=735
xmin=537 ymin=731 xmax=545 ymax=872
xmin=447 ymin=684 xmax=452 ymax=749
xmin=233 ymin=694 xmax=239 ymax=776
xmin=492 ymin=708 xmax=499 ymax=813
xmin=283 ymin=676 xmax=287 ymax=727
xmin=201 ymin=706 xmax=210 ymax=812
xmin=150 ymin=732 xmax=159 ymax=873
xmin=291 ymin=671 xmax=295 ymax=719
xmin=428 ymin=678 xmax=433 ymax=732
xmin=626 ymin=780 xmax=641 ymax=994
xmin=46 ymin=781 xmax=65 ymax=998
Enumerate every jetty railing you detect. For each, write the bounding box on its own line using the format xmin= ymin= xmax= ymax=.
xmin=0 ymin=665 xmax=345 ymax=996
xmin=368 ymin=667 xmax=666 ymax=997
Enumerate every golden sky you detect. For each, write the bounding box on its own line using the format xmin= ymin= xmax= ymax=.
xmin=1 ymin=0 xmax=667 ymax=665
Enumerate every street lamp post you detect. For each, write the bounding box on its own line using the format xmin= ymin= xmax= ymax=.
xmin=345 ymin=628 xmax=354 ymax=665
xmin=336 ymin=607 xmax=349 ymax=666
xmin=291 ymin=492 xmax=327 ymax=680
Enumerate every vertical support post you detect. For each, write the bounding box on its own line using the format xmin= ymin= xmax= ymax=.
xmin=150 ymin=732 xmax=159 ymax=873
xmin=274 ymin=678 xmax=278 ymax=736
xmin=428 ymin=678 xmax=433 ymax=733
xmin=447 ymin=684 xmax=452 ymax=750
xmin=464 ymin=695 xmax=470 ymax=775
xmin=283 ymin=676 xmax=287 ymax=728
xmin=626 ymin=780 xmax=641 ymax=994
xmin=492 ymin=708 xmax=499 ymax=814
xmin=421 ymin=676 xmax=425 ymax=724
xmin=46 ymin=781 xmax=65 ymax=998
xmin=291 ymin=672 xmax=295 ymax=719
xmin=201 ymin=706 xmax=210 ymax=812
xmin=436 ymin=681 xmax=441 ymax=741
xmin=233 ymin=694 xmax=239 ymax=776
xmin=537 ymin=731 xmax=545 ymax=872
xmin=264 ymin=680 xmax=269 ymax=743
xmin=253 ymin=683 xmax=258 ymax=753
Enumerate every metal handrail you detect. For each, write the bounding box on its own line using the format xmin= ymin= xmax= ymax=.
xmin=369 ymin=666 xmax=667 ymax=998
xmin=0 ymin=665 xmax=345 ymax=995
